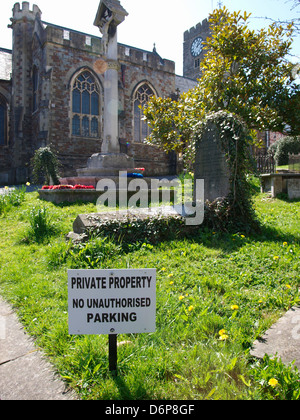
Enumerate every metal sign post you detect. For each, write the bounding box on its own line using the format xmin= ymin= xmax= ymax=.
xmin=109 ymin=334 xmax=118 ymax=374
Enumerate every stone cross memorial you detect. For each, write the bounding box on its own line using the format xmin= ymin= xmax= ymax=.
xmin=77 ymin=0 xmax=135 ymax=179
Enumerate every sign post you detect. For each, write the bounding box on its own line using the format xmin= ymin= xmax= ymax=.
xmin=68 ymin=268 xmax=156 ymax=373
xmin=109 ymin=334 xmax=118 ymax=374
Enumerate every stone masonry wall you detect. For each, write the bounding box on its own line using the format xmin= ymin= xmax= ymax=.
xmin=1 ymin=2 xmax=178 ymax=183
xmin=0 ymin=80 xmax=12 ymax=184
xmin=39 ymin=23 xmax=176 ymax=177
xmin=183 ymin=19 xmax=211 ymax=80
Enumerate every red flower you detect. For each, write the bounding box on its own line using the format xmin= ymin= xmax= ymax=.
xmin=42 ymin=184 xmax=95 ymax=190
xmin=74 ymin=184 xmax=95 ymax=190
xmin=52 ymin=185 xmax=74 ymax=190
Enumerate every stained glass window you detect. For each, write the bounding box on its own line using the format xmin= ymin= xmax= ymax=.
xmin=133 ymin=83 xmax=155 ymax=143
xmin=72 ymin=115 xmax=80 ymax=136
xmin=91 ymin=117 xmax=99 ymax=136
xmin=71 ymin=71 xmax=100 ymax=137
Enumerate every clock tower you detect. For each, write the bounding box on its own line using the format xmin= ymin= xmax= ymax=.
xmin=183 ymin=18 xmax=211 ymax=80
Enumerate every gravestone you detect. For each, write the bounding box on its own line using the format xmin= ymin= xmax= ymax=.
xmin=194 ymin=122 xmax=230 ymax=202
xmin=288 ymin=179 xmax=300 ymax=200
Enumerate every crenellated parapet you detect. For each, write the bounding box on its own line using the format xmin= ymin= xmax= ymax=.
xmin=11 ymin=2 xmax=42 ymax=23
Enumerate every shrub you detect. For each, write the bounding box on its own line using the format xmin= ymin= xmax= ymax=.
xmin=31 ymin=146 xmax=60 ymax=185
xmin=270 ymin=136 xmax=300 ymax=166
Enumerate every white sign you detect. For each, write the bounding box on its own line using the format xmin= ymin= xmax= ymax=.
xmin=68 ymin=269 xmax=156 ymax=335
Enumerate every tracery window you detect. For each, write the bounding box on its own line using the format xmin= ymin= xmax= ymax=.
xmin=0 ymin=96 xmax=8 ymax=146
xmin=71 ymin=71 xmax=101 ymax=138
xmin=133 ymin=83 xmax=155 ymax=143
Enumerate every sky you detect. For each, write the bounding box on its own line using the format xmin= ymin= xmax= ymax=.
xmin=0 ymin=0 xmax=299 ymax=75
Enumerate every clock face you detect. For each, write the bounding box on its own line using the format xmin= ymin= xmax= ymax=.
xmin=191 ymin=37 xmax=203 ymax=57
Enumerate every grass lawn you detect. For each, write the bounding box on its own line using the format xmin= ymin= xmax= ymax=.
xmin=0 ymin=183 xmax=300 ymax=400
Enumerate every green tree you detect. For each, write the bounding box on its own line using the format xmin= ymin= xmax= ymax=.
xmin=143 ymin=7 xmax=300 ymax=163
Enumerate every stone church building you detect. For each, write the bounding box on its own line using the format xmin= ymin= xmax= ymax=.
xmin=0 ymin=2 xmax=210 ymax=185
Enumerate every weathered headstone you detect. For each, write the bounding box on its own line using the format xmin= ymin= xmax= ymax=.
xmin=288 ymin=179 xmax=300 ymax=200
xmin=194 ymin=122 xmax=230 ymax=202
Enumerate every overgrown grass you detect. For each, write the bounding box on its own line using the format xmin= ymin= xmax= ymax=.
xmin=0 ymin=186 xmax=299 ymax=400
xmin=23 ymin=205 xmax=58 ymax=243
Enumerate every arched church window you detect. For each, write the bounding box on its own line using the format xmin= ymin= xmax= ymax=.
xmin=133 ymin=83 xmax=155 ymax=143
xmin=71 ymin=71 xmax=101 ymax=138
xmin=0 ymin=96 xmax=8 ymax=146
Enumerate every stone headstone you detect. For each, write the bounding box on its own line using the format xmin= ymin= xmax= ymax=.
xmin=194 ymin=122 xmax=230 ymax=202
xmin=288 ymin=178 xmax=300 ymax=200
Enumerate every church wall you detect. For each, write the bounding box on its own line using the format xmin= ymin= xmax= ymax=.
xmin=42 ymin=26 xmax=104 ymax=176
xmin=0 ymin=80 xmax=13 ymax=184
xmin=0 ymin=2 xmax=186 ymax=183
xmin=39 ymin=24 xmax=176 ymax=177
xmin=118 ymin=44 xmax=176 ymax=176
xmin=9 ymin=3 xmax=39 ymax=183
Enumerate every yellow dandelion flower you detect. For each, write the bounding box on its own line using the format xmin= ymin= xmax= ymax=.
xmin=161 ymin=267 xmax=166 ymax=272
xmin=283 ymin=242 xmax=288 ymax=247
xmin=168 ymin=273 xmax=174 ymax=278
xmin=268 ymin=378 xmax=279 ymax=388
xmin=273 ymin=256 xmax=279 ymax=261
xmin=179 ymin=295 xmax=185 ymax=301
xmin=4 ymin=186 xmax=8 ymax=190
xmin=26 ymin=182 xmax=30 ymax=186
xmin=188 ymin=305 xmax=194 ymax=312
xmin=241 ymin=235 xmax=245 ymax=239
xmin=169 ymin=281 xmax=174 ymax=285
xmin=231 ymin=305 xmax=239 ymax=310
xmin=219 ymin=329 xmax=226 ymax=336
xmin=285 ymin=284 xmax=291 ymax=289
xmin=219 ymin=334 xmax=228 ymax=341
